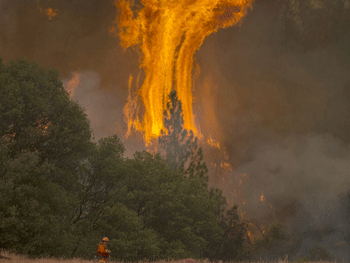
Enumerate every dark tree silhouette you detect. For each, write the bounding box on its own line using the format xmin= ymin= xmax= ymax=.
xmin=158 ymin=90 xmax=207 ymax=179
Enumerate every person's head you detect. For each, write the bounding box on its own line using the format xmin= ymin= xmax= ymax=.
xmin=102 ymin=237 xmax=109 ymax=246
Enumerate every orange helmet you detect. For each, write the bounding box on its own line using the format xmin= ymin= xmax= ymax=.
xmin=102 ymin=237 xmax=109 ymax=242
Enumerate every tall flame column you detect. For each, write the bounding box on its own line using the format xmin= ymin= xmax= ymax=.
xmin=114 ymin=0 xmax=253 ymax=143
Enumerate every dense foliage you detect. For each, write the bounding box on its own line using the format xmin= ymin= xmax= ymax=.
xmin=0 ymin=57 xmax=246 ymax=261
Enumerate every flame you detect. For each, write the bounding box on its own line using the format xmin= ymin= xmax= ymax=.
xmin=38 ymin=6 xmax=59 ymax=20
xmin=112 ymin=0 xmax=253 ymax=143
xmin=247 ymin=230 xmax=253 ymax=240
xmin=207 ymin=136 xmax=221 ymax=149
xmin=66 ymin=72 xmax=81 ymax=97
xmin=260 ymin=193 xmax=264 ymax=202
xmin=205 ymin=135 xmax=233 ymax=181
xmin=199 ymin=75 xmax=223 ymax=142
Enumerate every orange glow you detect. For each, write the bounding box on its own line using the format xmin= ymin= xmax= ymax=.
xmin=112 ymin=0 xmax=253 ymax=143
xmin=207 ymin=136 xmax=221 ymax=149
xmin=220 ymin=161 xmax=232 ymax=170
xmin=38 ymin=122 xmax=51 ymax=136
xmin=260 ymin=193 xmax=264 ymax=202
xmin=247 ymin=230 xmax=253 ymax=240
xmin=38 ymin=6 xmax=59 ymax=20
xmin=66 ymin=72 xmax=81 ymax=97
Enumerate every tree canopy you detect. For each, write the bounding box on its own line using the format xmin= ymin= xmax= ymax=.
xmin=0 ymin=57 xmax=247 ymax=261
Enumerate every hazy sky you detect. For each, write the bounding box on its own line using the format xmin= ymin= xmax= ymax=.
xmin=1 ymin=0 xmax=349 ymax=157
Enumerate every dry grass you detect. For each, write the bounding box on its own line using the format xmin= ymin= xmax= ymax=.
xmin=0 ymin=251 xmax=89 ymax=263
xmin=0 ymin=251 xmax=340 ymax=263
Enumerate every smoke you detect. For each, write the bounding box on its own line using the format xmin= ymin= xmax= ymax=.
xmin=62 ymin=71 xmax=125 ymax=139
xmin=193 ymin=0 xmax=350 ymax=260
xmin=2 ymin=0 xmax=350 ymax=259
xmin=195 ymin=1 xmax=350 ymax=165
xmin=209 ymin=132 xmax=350 ymax=259
xmin=0 ymin=0 xmax=139 ymax=98
xmin=0 ymin=1 xmax=18 ymax=45
xmin=61 ymin=70 xmax=148 ymax=156
xmin=234 ymin=134 xmax=350 ymax=213
xmin=0 ymin=0 xmax=142 ymax=145
xmin=231 ymin=134 xmax=350 ymax=260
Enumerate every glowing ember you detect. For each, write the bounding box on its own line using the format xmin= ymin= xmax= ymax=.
xmin=38 ymin=6 xmax=59 ymax=20
xmin=247 ymin=230 xmax=254 ymax=240
xmin=207 ymin=136 xmax=221 ymax=149
xmin=260 ymin=193 xmax=264 ymax=202
xmin=112 ymin=0 xmax=253 ymax=143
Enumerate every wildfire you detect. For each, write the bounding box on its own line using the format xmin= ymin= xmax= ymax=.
xmin=260 ymin=193 xmax=264 ymax=202
xmin=207 ymin=136 xmax=221 ymax=149
xmin=38 ymin=6 xmax=59 ymax=20
xmin=113 ymin=0 xmax=253 ymax=143
xmin=66 ymin=72 xmax=81 ymax=97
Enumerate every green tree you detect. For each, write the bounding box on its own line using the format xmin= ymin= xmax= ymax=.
xmin=0 ymin=138 xmax=72 ymax=257
xmin=100 ymin=202 xmax=161 ymax=261
xmin=0 ymin=56 xmax=247 ymax=261
xmin=114 ymin=151 xmax=234 ymax=260
xmin=253 ymin=223 xmax=287 ymax=251
xmin=158 ymin=90 xmax=207 ymax=179
xmin=205 ymin=205 xmax=248 ymax=260
xmin=156 ymin=90 xmax=248 ymax=261
xmin=0 ymin=57 xmax=94 ymax=257
xmin=0 ymin=56 xmax=93 ymax=190
xmin=68 ymin=135 xmax=128 ymax=257
xmin=123 ymin=151 xmax=193 ymax=259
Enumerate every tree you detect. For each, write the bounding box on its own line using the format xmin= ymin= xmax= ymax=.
xmin=0 ymin=57 xmax=94 ymax=257
xmin=68 ymin=135 xmax=128 ymax=257
xmin=0 ymin=56 xmax=93 ymax=190
xmin=109 ymin=151 xmax=230 ymax=260
xmin=0 ymin=56 xmax=247 ymax=261
xmin=0 ymin=138 xmax=72 ymax=257
xmin=158 ymin=90 xmax=207 ymax=179
xmin=157 ymin=90 xmax=248 ymax=260
xmin=203 ymin=205 xmax=248 ymax=260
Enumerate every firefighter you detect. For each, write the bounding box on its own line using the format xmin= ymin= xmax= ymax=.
xmin=97 ymin=237 xmax=111 ymax=263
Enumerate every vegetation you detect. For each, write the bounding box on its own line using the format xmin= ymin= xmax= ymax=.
xmin=0 ymin=57 xmax=246 ymax=261
xmin=0 ymin=250 xmax=340 ymax=263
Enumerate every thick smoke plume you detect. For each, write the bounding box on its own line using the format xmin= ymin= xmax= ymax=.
xmin=0 ymin=0 xmax=138 ymax=101
xmin=62 ymin=71 xmax=124 ymax=139
xmin=194 ymin=0 xmax=350 ymax=260
xmin=217 ymin=134 xmax=350 ymax=260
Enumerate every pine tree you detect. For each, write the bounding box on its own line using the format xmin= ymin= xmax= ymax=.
xmin=158 ymin=90 xmax=208 ymax=179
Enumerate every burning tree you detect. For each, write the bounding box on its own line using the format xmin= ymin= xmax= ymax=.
xmin=158 ymin=90 xmax=207 ymax=179
xmin=113 ymin=0 xmax=253 ymax=143
xmin=158 ymin=91 xmax=248 ymax=260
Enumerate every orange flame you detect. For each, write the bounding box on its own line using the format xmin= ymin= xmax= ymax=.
xmin=112 ymin=0 xmax=253 ymax=143
xmin=38 ymin=6 xmax=59 ymax=20
xmin=207 ymin=136 xmax=221 ymax=149
xmin=66 ymin=72 xmax=81 ymax=97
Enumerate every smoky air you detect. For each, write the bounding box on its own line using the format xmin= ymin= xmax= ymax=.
xmin=1 ymin=0 xmax=350 ymax=261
